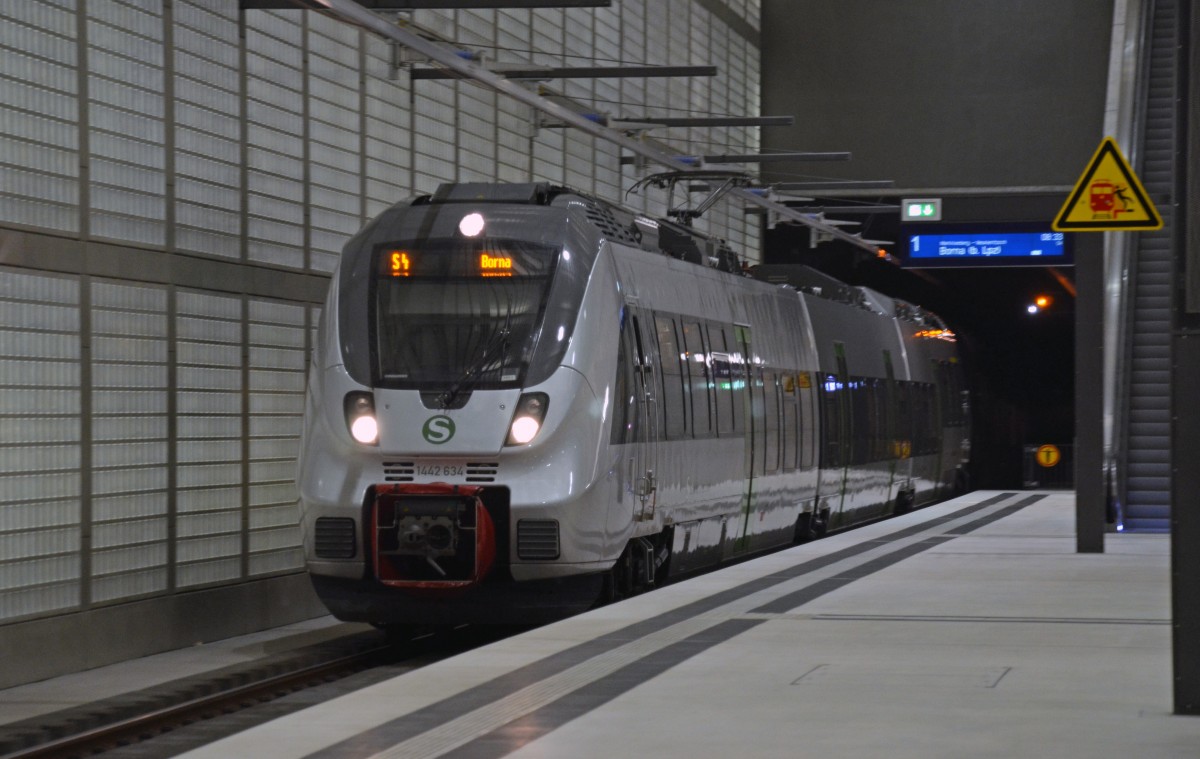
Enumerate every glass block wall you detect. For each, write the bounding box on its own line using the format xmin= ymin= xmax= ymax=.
xmin=0 ymin=0 xmax=763 ymax=628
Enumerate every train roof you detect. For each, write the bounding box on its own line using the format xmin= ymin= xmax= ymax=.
xmin=418 ymin=182 xmax=947 ymax=329
xmin=751 ymin=264 xmax=950 ymax=329
xmin=420 ymin=181 xmax=743 ymax=274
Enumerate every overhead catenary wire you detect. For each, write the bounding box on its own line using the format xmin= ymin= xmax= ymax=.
xmin=385 ymin=13 xmax=787 ymax=145
xmin=303 ymin=0 xmax=881 ymax=254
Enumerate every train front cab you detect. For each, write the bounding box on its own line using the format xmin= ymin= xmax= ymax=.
xmin=300 ymin=190 xmax=625 ymax=624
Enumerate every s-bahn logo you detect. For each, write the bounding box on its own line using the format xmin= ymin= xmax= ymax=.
xmin=422 ymin=415 xmax=456 ymax=444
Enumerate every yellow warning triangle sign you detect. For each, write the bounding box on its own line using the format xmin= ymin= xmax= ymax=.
xmin=1053 ymin=136 xmax=1162 ymax=231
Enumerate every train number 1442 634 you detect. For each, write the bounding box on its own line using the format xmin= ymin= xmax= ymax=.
xmin=415 ymin=462 xmax=465 ymax=478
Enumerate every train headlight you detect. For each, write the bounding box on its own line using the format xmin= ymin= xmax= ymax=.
xmin=344 ymin=392 xmax=379 ymax=446
xmin=505 ymin=392 xmax=549 ymax=446
xmin=459 ymin=212 xmax=485 ymax=237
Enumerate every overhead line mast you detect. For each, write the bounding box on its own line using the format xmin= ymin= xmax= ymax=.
xmin=296 ymin=0 xmax=881 ymax=253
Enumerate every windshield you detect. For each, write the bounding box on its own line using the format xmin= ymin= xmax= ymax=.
xmin=371 ymin=238 xmax=559 ymax=391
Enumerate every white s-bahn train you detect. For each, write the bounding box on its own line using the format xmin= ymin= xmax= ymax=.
xmin=298 ymin=182 xmax=970 ymax=626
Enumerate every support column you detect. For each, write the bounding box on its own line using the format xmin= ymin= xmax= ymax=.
xmin=1171 ymin=0 xmax=1200 ymax=717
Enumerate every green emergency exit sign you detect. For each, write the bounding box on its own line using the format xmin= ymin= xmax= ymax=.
xmin=902 ymin=198 xmax=942 ymax=221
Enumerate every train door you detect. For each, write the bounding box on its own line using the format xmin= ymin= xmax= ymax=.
xmin=831 ymin=342 xmax=852 ymax=517
xmin=883 ymin=350 xmax=899 ymax=504
xmin=626 ymin=305 xmax=659 ymax=520
xmin=736 ymin=324 xmax=759 ymax=552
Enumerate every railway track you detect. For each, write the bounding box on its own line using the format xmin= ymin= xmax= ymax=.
xmin=0 ymin=508 xmax=919 ymax=759
xmin=0 ymin=625 xmax=516 ymax=759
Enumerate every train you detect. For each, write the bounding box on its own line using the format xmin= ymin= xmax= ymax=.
xmin=296 ymin=182 xmax=970 ymax=627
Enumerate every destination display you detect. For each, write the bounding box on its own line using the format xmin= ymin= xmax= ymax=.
xmin=382 ymin=249 xmax=516 ymax=278
xmin=901 ymin=226 xmax=1071 ymax=268
xmin=375 ymin=239 xmax=557 ymax=279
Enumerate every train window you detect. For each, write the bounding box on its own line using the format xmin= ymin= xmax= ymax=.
xmin=881 ymin=378 xmax=892 ymax=461
xmin=912 ymin=381 xmax=931 ymax=453
xmin=855 ymin=379 xmax=869 ymax=463
xmin=630 ymin=313 xmax=664 ymax=441
xmin=859 ymin=379 xmax=871 ymax=462
xmin=859 ymin=378 xmax=874 ymax=463
xmin=934 ymin=361 xmax=950 ymax=428
xmin=954 ymin=362 xmax=969 ymax=426
xmin=655 ymin=315 xmax=687 ymax=440
xmin=681 ymin=321 xmax=712 ymax=438
xmin=763 ymin=371 xmax=780 ymax=474
xmin=798 ymin=372 xmax=815 ymax=469
xmin=927 ymin=382 xmax=943 ymax=453
xmin=749 ymin=364 xmax=764 ymax=474
xmin=859 ymin=379 xmax=878 ymax=463
xmin=904 ymin=381 xmax=919 ymax=455
xmin=895 ymin=381 xmax=913 ymax=458
xmin=372 ymin=239 xmax=556 ymax=389
xmin=820 ymin=373 xmax=843 ymax=469
xmin=935 ymin=359 xmax=968 ymax=428
xmin=913 ymin=382 xmax=927 ymax=455
xmin=913 ymin=382 xmax=939 ymax=456
xmin=610 ymin=318 xmax=638 ymax=446
xmin=781 ymin=373 xmax=797 ymax=472
xmin=710 ymin=324 xmax=739 ymax=434
xmin=731 ymin=325 xmax=750 ymax=435
xmin=880 ymin=351 xmax=897 ymax=462
xmin=870 ymin=380 xmax=881 ymax=462
xmin=871 ymin=379 xmax=882 ymax=462
xmin=878 ymin=375 xmax=894 ymax=462
xmin=710 ymin=350 xmax=734 ymax=436
xmin=844 ymin=380 xmax=860 ymax=465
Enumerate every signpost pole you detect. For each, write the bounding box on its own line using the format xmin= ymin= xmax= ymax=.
xmin=1074 ymin=232 xmax=1104 ymax=553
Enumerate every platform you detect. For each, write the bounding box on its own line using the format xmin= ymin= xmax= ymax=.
xmin=5 ymin=490 xmax=1198 ymax=758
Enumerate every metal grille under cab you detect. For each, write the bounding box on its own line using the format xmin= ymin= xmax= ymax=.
xmin=384 ymin=462 xmax=500 ymax=483
xmin=465 ymin=463 xmax=499 ymax=483
xmin=314 ymin=517 xmax=356 ymax=559
xmin=383 ymin=463 xmax=414 ymax=482
xmin=517 ymin=519 xmax=560 ymax=560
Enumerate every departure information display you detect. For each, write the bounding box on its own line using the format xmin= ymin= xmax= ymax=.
xmin=901 ymin=226 xmax=1071 ymax=268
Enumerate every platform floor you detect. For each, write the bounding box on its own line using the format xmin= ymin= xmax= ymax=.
xmin=6 ymin=490 xmax=1199 ymax=758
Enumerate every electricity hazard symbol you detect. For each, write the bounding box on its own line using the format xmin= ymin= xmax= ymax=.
xmin=1036 ymin=444 xmax=1061 ymax=468
xmin=1053 ymin=137 xmax=1162 ymax=232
